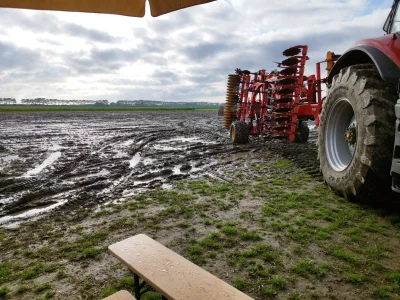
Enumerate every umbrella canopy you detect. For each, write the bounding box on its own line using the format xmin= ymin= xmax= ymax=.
xmin=0 ymin=0 xmax=215 ymax=17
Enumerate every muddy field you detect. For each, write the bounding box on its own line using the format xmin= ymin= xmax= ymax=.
xmin=0 ymin=111 xmax=318 ymax=225
xmin=1 ymin=111 xmax=400 ymax=300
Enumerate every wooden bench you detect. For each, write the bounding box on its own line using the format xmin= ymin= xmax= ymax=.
xmin=109 ymin=234 xmax=253 ymax=300
xmin=103 ymin=290 xmax=136 ymax=300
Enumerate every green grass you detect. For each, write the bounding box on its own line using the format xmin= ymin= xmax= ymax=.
xmin=270 ymin=275 xmax=287 ymax=290
xmin=332 ymin=248 xmax=359 ymax=265
xmin=15 ymin=285 xmax=29 ymax=294
xmin=0 ymin=286 xmax=9 ymax=297
xmin=0 ymin=105 xmax=217 ymax=112
xmin=240 ymin=231 xmax=262 ymax=241
xmin=1 ymin=158 xmax=400 ymax=299
xmin=232 ymin=277 xmax=249 ymax=290
xmin=291 ymin=260 xmax=326 ymax=279
xmin=200 ymin=232 xmax=222 ymax=250
xmin=34 ymin=282 xmax=51 ymax=293
xmin=272 ymin=159 xmax=293 ymax=170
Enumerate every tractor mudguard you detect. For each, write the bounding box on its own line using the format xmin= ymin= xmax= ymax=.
xmin=328 ymin=45 xmax=400 ymax=85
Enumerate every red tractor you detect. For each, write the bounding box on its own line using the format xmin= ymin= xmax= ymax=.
xmin=224 ymin=0 xmax=400 ymax=202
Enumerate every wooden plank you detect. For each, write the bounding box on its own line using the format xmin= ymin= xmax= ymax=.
xmin=109 ymin=234 xmax=253 ymax=300
xmin=0 ymin=0 xmax=145 ymax=17
xmin=103 ymin=290 xmax=136 ymax=300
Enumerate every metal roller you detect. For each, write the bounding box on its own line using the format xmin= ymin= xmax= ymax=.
xmin=224 ymin=74 xmax=240 ymax=128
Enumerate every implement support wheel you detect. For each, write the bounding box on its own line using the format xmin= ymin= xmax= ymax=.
xmin=230 ymin=121 xmax=249 ymax=144
xmin=294 ymin=121 xmax=310 ymax=143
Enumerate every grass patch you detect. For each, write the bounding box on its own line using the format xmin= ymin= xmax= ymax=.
xmin=34 ymin=282 xmax=51 ymax=293
xmin=270 ymin=275 xmax=287 ymax=290
xmin=240 ymin=231 xmax=262 ymax=241
xmin=200 ymin=232 xmax=222 ymax=250
xmin=332 ymin=248 xmax=359 ymax=265
xmin=291 ymin=260 xmax=326 ymax=279
xmin=272 ymin=159 xmax=293 ymax=170
xmin=345 ymin=273 xmax=365 ymax=285
xmin=15 ymin=285 xmax=29 ymax=294
xmin=222 ymin=226 xmax=238 ymax=236
xmin=178 ymin=222 xmax=189 ymax=228
xmin=232 ymin=277 xmax=249 ymax=290
xmin=0 ymin=286 xmax=9 ymax=297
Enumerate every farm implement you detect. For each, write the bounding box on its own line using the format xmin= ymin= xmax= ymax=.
xmin=221 ymin=0 xmax=400 ymax=202
xmin=223 ymin=45 xmax=339 ymax=144
xmin=222 ymin=0 xmax=400 ymax=203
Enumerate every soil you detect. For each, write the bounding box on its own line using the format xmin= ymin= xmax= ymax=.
xmin=0 ymin=111 xmax=319 ymax=225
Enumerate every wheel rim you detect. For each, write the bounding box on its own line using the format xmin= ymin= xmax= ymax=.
xmin=231 ymin=126 xmax=235 ymax=141
xmin=325 ymin=98 xmax=357 ymax=171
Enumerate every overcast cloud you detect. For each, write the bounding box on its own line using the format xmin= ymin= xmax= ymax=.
xmin=0 ymin=0 xmax=393 ymax=102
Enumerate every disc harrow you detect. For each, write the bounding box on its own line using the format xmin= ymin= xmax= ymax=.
xmin=223 ymin=45 xmax=339 ymax=143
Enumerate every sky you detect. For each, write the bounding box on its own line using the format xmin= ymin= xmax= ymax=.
xmin=0 ymin=0 xmax=394 ymax=103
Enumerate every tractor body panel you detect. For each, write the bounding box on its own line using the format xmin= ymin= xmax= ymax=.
xmin=328 ymin=35 xmax=400 ymax=85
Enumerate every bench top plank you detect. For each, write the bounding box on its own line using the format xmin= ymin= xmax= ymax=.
xmin=103 ymin=290 xmax=136 ymax=300
xmin=109 ymin=234 xmax=253 ymax=300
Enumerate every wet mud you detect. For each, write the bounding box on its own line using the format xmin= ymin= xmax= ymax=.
xmin=0 ymin=111 xmax=319 ymax=224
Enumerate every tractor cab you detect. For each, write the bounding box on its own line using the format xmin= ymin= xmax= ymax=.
xmin=383 ymin=0 xmax=400 ymax=34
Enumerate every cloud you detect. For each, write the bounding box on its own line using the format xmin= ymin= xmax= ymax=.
xmin=0 ymin=9 xmax=121 ymax=43
xmin=0 ymin=0 xmax=395 ymax=102
xmin=0 ymin=41 xmax=42 ymax=71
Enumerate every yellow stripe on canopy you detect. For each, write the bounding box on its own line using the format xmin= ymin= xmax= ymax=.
xmin=0 ymin=0 xmax=215 ymax=17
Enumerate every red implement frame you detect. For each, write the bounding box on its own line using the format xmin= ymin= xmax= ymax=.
xmin=232 ymin=45 xmax=336 ymax=141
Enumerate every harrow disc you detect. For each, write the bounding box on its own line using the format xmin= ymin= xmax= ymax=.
xmin=280 ymin=68 xmax=297 ymax=75
xmin=224 ymin=74 xmax=240 ymax=128
xmin=282 ymin=47 xmax=301 ymax=56
xmin=281 ymin=57 xmax=299 ymax=66
xmin=275 ymin=78 xmax=297 ymax=85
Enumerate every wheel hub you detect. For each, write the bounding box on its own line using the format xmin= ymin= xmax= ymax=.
xmin=345 ymin=125 xmax=356 ymax=145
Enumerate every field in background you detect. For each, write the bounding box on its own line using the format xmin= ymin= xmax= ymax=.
xmin=0 ymin=106 xmax=218 ymax=112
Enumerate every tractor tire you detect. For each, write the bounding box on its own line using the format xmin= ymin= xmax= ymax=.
xmin=230 ymin=121 xmax=249 ymax=144
xmin=294 ymin=121 xmax=310 ymax=143
xmin=318 ymin=64 xmax=397 ymax=202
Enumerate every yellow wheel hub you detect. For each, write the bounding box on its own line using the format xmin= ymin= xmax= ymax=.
xmin=231 ymin=127 xmax=236 ymax=141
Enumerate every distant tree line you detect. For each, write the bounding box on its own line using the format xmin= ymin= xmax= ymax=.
xmin=0 ymin=98 xmax=16 ymax=105
xmin=20 ymin=98 xmax=109 ymax=106
xmin=0 ymin=98 xmax=222 ymax=108
xmin=113 ymin=100 xmax=221 ymax=108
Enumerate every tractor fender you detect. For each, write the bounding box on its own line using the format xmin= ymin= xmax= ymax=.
xmin=328 ymin=45 xmax=400 ymax=85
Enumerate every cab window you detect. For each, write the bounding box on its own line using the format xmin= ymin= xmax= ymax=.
xmin=391 ymin=5 xmax=400 ymax=33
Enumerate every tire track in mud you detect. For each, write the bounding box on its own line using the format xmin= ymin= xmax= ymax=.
xmin=261 ymin=140 xmax=323 ymax=180
xmin=0 ymin=111 xmax=237 ymax=223
xmin=0 ymin=111 xmax=321 ymax=224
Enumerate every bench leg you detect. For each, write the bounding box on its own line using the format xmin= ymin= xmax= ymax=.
xmin=134 ymin=273 xmax=140 ymax=300
xmin=133 ymin=271 xmax=167 ymax=300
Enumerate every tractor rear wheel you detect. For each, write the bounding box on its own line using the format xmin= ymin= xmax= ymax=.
xmin=230 ymin=121 xmax=249 ymax=144
xmin=318 ymin=64 xmax=397 ymax=202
